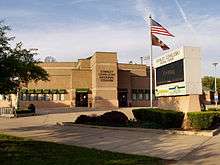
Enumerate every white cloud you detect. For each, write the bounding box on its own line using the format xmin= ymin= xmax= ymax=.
xmin=132 ymin=0 xmax=220 ymax=76
xmin=13 ymin=14 xmax=220 ymax=76
xmin=174 ymin=0 xmax=196 ymax=34
xmin=7 ymin=0 xmax=220 ymax=77
xmin=13 ymin=23 xmax=147 ymax=64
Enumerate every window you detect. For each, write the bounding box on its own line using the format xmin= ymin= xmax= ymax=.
xmin=137 ymin=93 xmax=143 ymax=100
xmin=144 ymin=93 xmax=149 ymax=100
xmin=58 ymin=94 xmax=65 ymax=101
xmin=132 ymin=89 xmax=151 ymax=101
xmin=23 ymin=94 xmax=27 ymax=101
xmin=18 ymin=89 xmax=67 ymax=101
xmin=132 ymin=93 xmax=137 ymax=100
xmin=53 ymin=94 xmax=58 ymax=101
xmin=30 ymin=94 xmax=35 ymax=101
xmin=27 ymin=94 xmax=31 ymax=101
xmin=45 ymin=94 xmax=50 ymax=101
xmin=34 ymin=94 xmax=38 ymax=101
xmin=38 ymin=94 xmax=44 ymax=101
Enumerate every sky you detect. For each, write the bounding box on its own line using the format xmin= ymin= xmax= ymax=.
xmin=0 ymin=0 xmax=220 ymax=76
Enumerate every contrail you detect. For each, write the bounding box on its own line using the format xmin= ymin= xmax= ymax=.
xmin=174 ymin=0 xmax=196 ymax=34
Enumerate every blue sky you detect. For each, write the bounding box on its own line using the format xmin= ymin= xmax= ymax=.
xmin=1 ymin=0 xmax=220 ymax=76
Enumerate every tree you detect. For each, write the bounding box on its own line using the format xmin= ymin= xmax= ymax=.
xmin=0 ymin=21 xmax=49 ymax=94
xmin=44 ymin=56 xmax=56 ymax=62
xmin=202 ymin=76 xmax=220 ymax=92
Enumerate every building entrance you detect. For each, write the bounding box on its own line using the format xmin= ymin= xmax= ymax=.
xmin=118 ymin=91 xmax=128 ymax=107
xmin=76 ymin=92 xmax=88 ymax=107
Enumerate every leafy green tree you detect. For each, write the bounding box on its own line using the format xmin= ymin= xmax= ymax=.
xmin=0 ymin=21 xmax=48 ymax=94
xmin=202 ymin=76 xmax=220 ymax=92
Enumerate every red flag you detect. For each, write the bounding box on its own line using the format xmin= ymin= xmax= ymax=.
xmin=150 ymin=18 xmax=174 ymax=37
xmin=152 ymin=34 xmax=170 ymax=50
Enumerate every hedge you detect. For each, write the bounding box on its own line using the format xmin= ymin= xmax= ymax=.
xmin=98 ymin=111 xmax=129 ymax=126
xmin=187 ymin=112 xmax=220 ymax=130
xmin=16 ymin=109 xmax=33 ymax=114
xmin=207 ymin=108 xmax=220 ymax=111
xmin=75 ymin=111 xmax=129 ymax=127
xmin=75 ymin=115 xmax=99 ymax=124
xmin=132 ymin=108 xmax=184 ymax=129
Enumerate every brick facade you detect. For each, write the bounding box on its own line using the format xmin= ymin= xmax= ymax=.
xmin=1 ymin=52 xmax=156 ymax=109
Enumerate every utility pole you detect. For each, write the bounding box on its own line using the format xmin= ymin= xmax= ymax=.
xmin=213 ymin=62 xmax=218 ymax=108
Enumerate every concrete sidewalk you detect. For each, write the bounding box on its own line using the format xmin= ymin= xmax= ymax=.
xmin=0 ymin=111 xmax=220 ymax=164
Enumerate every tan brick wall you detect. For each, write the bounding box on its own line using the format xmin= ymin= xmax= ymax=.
xmin=72 ymin=70 xmax=92 ymax=89
xmin=39 ymin=62 xmax=77 ymax=68
xmin=118 ymin=63 xmax=152 ymax=106
xmin=20 ymin=101 xmax=71 ymax=109
xmin=13 ymin=52 xmax=156 ymax=109
xmin=118 ymin=63 xmax=149 ymax=76
xmin=91 ymin=52 xmax=118 ymax=108
xmin=131 ymin=76 xmax=149 ymax=89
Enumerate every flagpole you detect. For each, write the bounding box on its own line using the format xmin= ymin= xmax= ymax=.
xmin=149 ymin=15 xmax=153 ymax=108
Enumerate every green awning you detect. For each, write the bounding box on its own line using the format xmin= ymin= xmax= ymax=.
xmin=43 ymin=89 xmax=50 ymax=94
xmin=51 ymin=89 xmax=58 ymax=94
xmin=35 ymin=89 xmax=42 ymax=94
xmin=27 ymin=89 xmax=35 ymax=94
xmin=20 ymin=89 xmax=27 ymax=94
xmin=76 ymin=88 xmax=89 ymax=93
xmin=58 ymin=89 xmax=67 ymax=94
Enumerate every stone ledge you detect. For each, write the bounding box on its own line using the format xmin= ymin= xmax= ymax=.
xmin=0 ymin=114 xmax=15 ymax=118
xmin=57 ymin=122 xmax=220 ymax=137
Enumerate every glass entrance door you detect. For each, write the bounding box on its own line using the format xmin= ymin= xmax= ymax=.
xmin=118 ymin=92 xmax=128 ymax=107
xmin=76 ymin=92 xmax=88 ymax=107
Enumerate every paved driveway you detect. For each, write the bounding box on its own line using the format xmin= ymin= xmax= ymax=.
xmin=0 ymin=109 xmax=220 ymax=164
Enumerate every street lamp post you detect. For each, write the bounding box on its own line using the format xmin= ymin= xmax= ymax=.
xmin=212 ymin=62 xmax=218 ymax=108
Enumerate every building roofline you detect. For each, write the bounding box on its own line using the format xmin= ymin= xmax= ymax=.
xmin=94 ymin=51 xmax=117 ymax=54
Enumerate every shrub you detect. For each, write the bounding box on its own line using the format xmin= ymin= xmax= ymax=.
xmin=99 ymin=111 xmax=129 ymax=127
xmin=187 ymin=112 xmax=220 ymax=130
xmin=16 ymin=109 xmax=32 ymax=114
xmin=132 ymin=108 xmax=184 ymax=129
xmin=75 ymin=115 xmax=99 ymax=124
xmin=74 ymin=111 xmax=128 ymax=127
xmin=207 ymin=108 xmax=220 ymax=111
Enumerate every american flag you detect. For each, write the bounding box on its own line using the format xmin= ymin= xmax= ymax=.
xmin=150 ymin=18 xmax=174 ymax=37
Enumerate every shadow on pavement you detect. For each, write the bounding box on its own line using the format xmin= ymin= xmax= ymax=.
xmin=3 ymin=124 xmax=214 ymax=162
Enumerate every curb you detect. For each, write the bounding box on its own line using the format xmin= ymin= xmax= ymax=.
xmin=56 ymin=122 xmax=220 ymax=137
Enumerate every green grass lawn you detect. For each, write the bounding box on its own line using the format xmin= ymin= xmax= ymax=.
xmin=0 ymin=134 xmax=167 ymax=165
